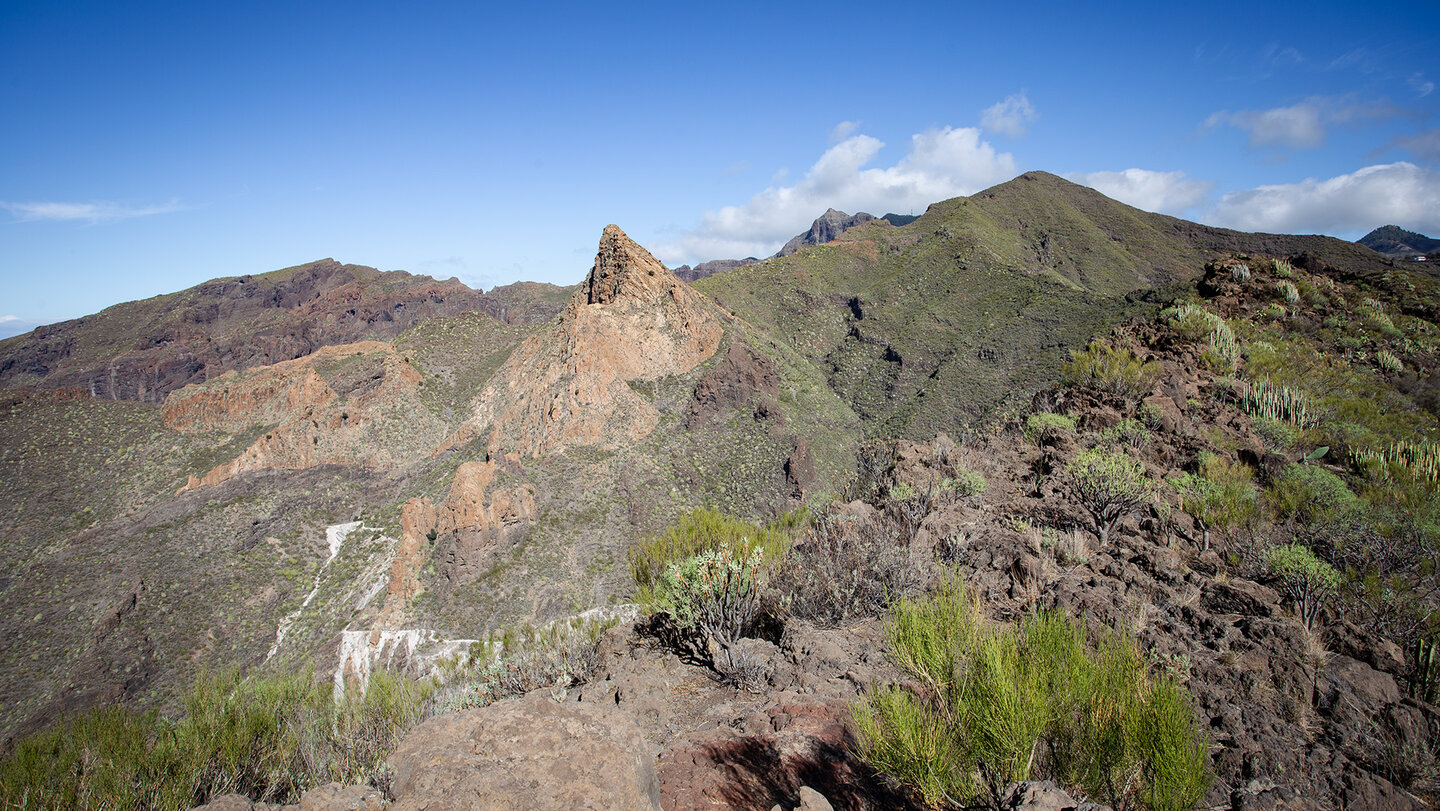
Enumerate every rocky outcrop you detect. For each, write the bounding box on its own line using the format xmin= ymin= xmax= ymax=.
xmin=169 ymin=342 xmax=443 ymax=491
xmin=452 ymin=225 xmax=724 ymax=458
xmin=774 ymin=210 xmax=876 ymax=258
xmin=427 ymin=459 xmax=537 ymax=593
xmin=375 ymin=497 xmax=437 ymax=626
xmin=387 ymin=693 xmax=661 ymax=810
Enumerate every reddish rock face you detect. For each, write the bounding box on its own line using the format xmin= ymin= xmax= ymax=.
xmin=452 ymin=224 xmax=724 ymax=459
xmin=165 ymin=341 xmax=443 ymax=491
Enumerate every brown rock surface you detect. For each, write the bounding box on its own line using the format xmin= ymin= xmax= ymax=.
xmin=387 ymin=693 xmax=661 ymax=810
xmin=454 ymin=225 xmax=724 ymax=458
xmin=169 ymin=342 xmax=443 ymax=491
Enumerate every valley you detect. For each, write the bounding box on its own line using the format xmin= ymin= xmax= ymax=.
xmin=2 ymin=173 xmax=1438 ymax=809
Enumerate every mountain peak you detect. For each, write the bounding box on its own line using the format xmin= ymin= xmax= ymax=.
xmin=585 ymin=224 xmax=675 ymax=305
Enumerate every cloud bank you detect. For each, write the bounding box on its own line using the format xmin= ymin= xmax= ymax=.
xmin=980 ymin=93 xmax=1038 ymax=138
xmin=1206 ymin=96 xmax=1406 ymax=150
xmin=655 ymin=127 xmax=1017 ymax=264
xmin=1067 ymin=169 xmax=1213 ymax=214
xmin=1 ymin=199 xmax=184 ymax=224
xmin=1206 ymin=162 xmax=1440 ymax=237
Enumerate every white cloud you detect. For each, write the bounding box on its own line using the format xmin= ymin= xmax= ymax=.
xmin=653 ymin=127 xmax=1018 ymax=264
xmin=1207 ymin=103 xmax=1326 ymax=149
xmin=1206 ymin=162 xmax=1440 ymax=237
xmin=1206 ymin=96 xmax=1405 ymax=150
xmin=1066 ymin=169 xmax=1214 ymax=214
xmin=980 ymin=93 xmax=1038 ymax=138
xmin=1410 ymin=73 xmax=1435 ymax=97
xmin=0 ymin=199 xmax=183 ymax=224
xmin=830 ymin=120 xmax=860 ymax=142
xmin=0 ymin=315 xmax=45 ymax=340
xmin=1395 ymin=129 xmax=1440 ymax=163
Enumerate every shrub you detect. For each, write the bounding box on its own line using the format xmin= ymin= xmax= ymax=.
xmin=1253 ymin=416 xmax=1299 ymax=450
xmin=1101 ymin=418 xmax=1152 ymax=449
xmin=853 ymin=581 xmax=1210 ymax=809
xmin=1267 ymin=258 xmax=1294 ymax=277
xmin=1170 ymin=454 xmax=1257 ymax=551
xmin=1065 ymin=449 xmax=1155 ymax=545
xmin=650 ymin=545 xmax=766 ymax=675
xmin=948 ymin=470 xmax=987 ymax=499
xmin=1062 ymin=340 xmax=1163 ymax=400
xmin=1275 ymin=280 xmax=1300 ymax=305
xmin=771 ymin=509 xmax=921 ymax=627
xmin=0 ymin=669 xmax=431 ymax=810
xmin=1230 ymin=264 xmax=1251 ymax=282
xmin=1269 ymin=463 xmax=1360 ymax=525
xmin=1025 ymin=412 xmax=1077 ymax=445
xmin=434 ymin=614 xmax=619 ymax=711
xmin=628 ymin=507 xmax=790 ymax=604
xmin=1376 ymin=350 xmax=1403 ymax=374
xmin=1242 ymin=379 xmax=1319 ymax=429
xmin=1266 ymin=543 xmax=1341 ymax=630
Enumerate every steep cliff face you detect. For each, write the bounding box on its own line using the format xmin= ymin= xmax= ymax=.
xmin=453 ymin=225 xmax=724 ymax=458
xmin=164 ymin=341 xmax=445 ymax=490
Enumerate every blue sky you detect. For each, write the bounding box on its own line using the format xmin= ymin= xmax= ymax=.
xmin=2 ymin=0 xmax=1438 ymax=337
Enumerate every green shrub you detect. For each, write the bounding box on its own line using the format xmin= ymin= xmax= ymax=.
xmin=1065 ymin=449 xmax=1155 ymax=545
xmin=1269 ymin=463 xmax=1360 ymax=524
xmin=628 ymin=507 xmax=790 ymax=603
xmin=0 ymin=669 xmax=430 ymax=810
xmin=1266 ymin=543 xmax=1341 ymax=630
xmin=1101 ymin=418 xmax=1152 ymax=449
xmin=1170 ymin=454 xmax=1257 ymax=551
xmin=1062 ymin=341 xmax=1163 ymax=400
xmin=1267 ymin=258 xmax=1294 ymax=277
xmin=650 ymin=545 xmax=766 ymax=674
xmin=1025 ymin=412 xmax=1076 ymax=445
xmin=948 ymin=470 xmax=987 ymax=498
xmin=853 ymin=581 xmax=1210 ymax=809
xmin=1253 ymin=416 xmax=1299 ymax=450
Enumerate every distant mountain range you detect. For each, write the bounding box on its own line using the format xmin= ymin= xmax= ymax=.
xmin=1359 ymin=224 xmax=1439 ymax=258
xmin=672 ymin=210 xmax=919 ymax=282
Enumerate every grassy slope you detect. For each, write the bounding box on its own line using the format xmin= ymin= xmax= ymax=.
xmin=696 ymin=172 xmax=1192 ymax=438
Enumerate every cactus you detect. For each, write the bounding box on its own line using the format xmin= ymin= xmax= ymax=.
xmin=1243 ymin=378 xmax=1318 ymax=428
xmin=1410 ymin=636 xmax=1440 ymax=704
xmin=1275 ymin=280 xmax=1300 ymax=305
xmin=1376 ymin=350 xmax=1403 ymax=374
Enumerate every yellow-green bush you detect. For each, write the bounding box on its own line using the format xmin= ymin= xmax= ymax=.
xmin=1062 ymin=340 xmax=1163 ymax=400
xmin=0 ymin=669 xmax=431 ymax=810
xmin=627 ymin=507 xmax=795 ymax=605
xmin=853 ymin=580 xmax=1210 ymax=809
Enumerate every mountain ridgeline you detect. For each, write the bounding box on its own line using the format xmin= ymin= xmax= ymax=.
xmin=1 ymin=171 xmax=1432 ymax=810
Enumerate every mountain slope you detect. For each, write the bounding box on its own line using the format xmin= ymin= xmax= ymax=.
xmin=1360 ymin=224 xmax=1440 ymax=257
xmin=0 ymin=259 xmax=571 ymax=403
xmin=696 ymin=171 xmax=1398 ymax=439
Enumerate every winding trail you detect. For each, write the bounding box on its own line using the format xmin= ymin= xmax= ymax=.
xmin=263 ymin=521 xmax=366 ymax=664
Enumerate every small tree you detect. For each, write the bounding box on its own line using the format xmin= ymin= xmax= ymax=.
xmin=1170 ymin=454 xmax=1257 ymax=551
xmin=1065 ymin=449 xmax=1154 ymax=545
xmin=1266 ymin=543 xmax=1340 ymax=631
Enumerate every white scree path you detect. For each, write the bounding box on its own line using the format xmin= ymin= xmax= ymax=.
xmin=263 ymin=521 xmax=368 ymax=664
xmin=330 ymin=604 xmax=641 ymax=702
